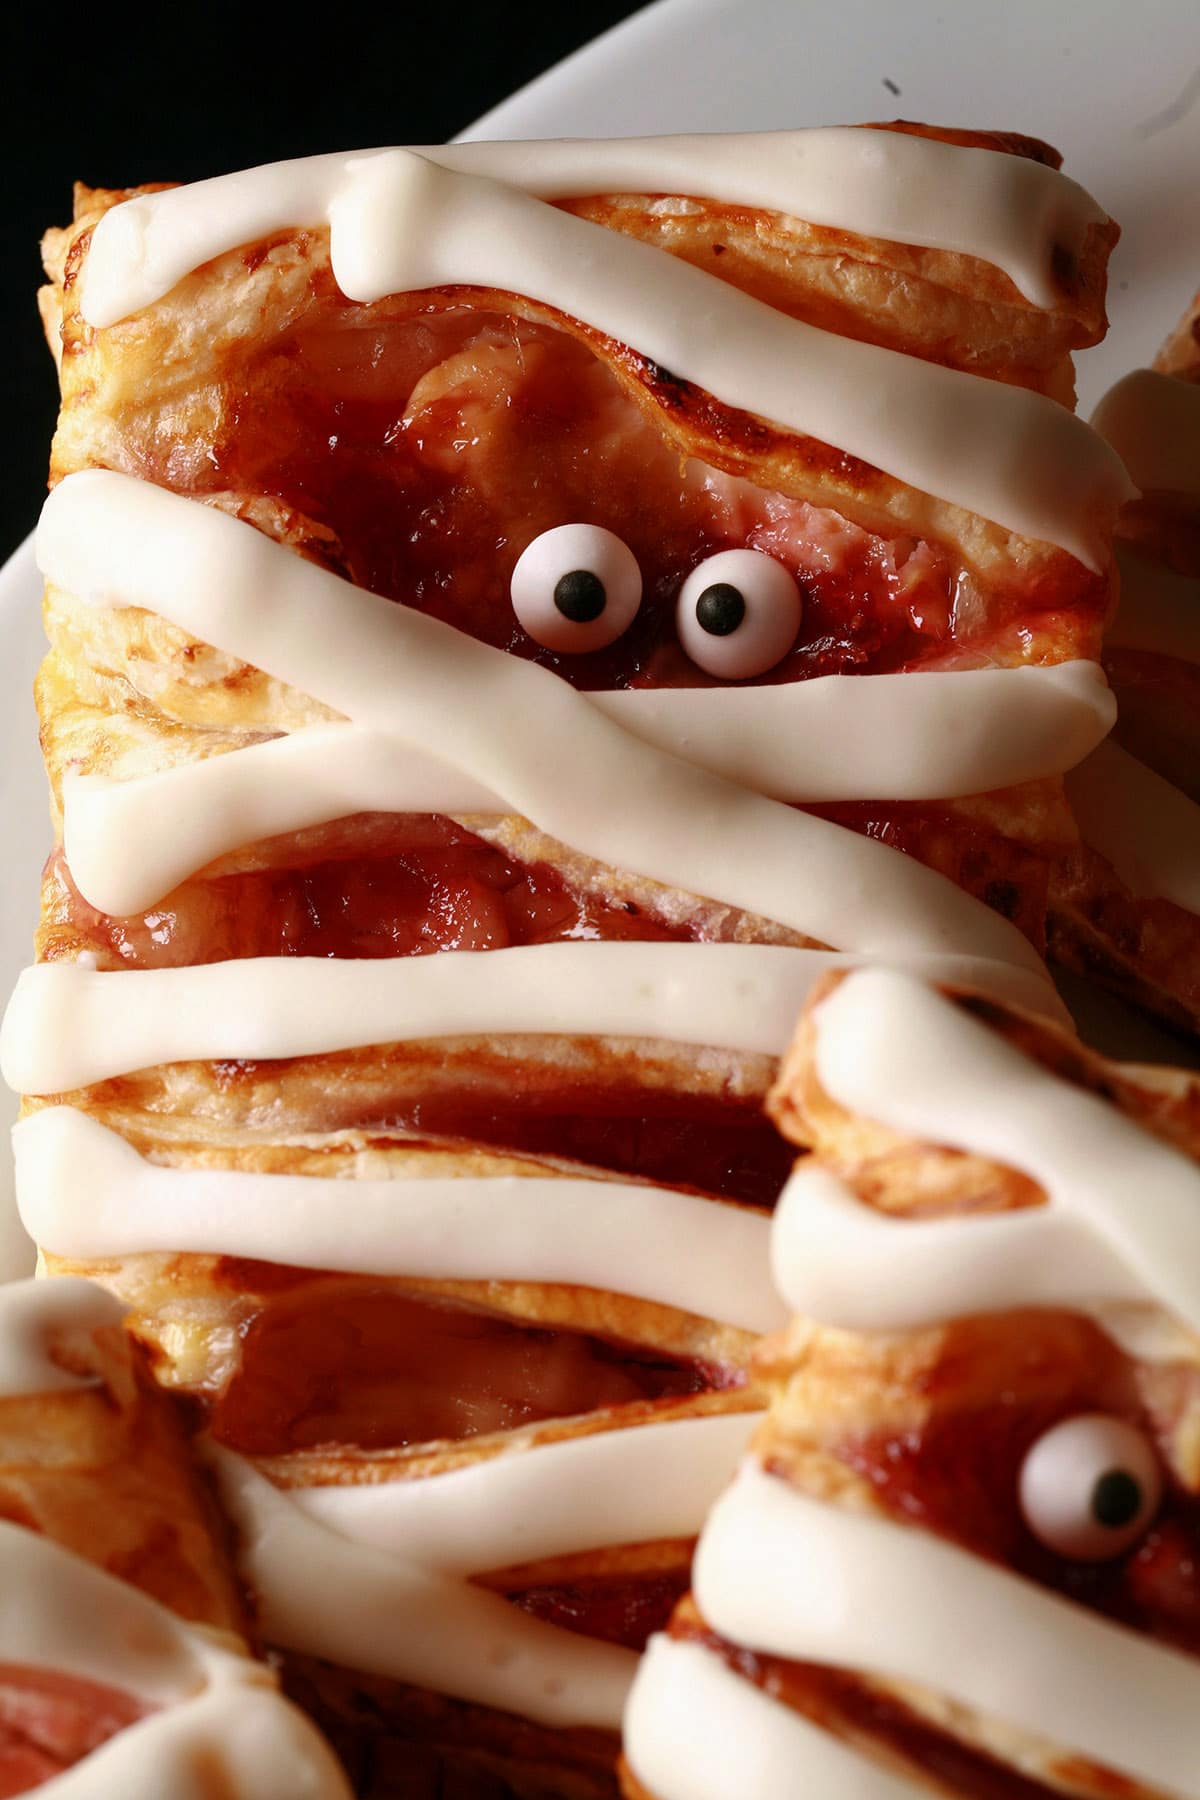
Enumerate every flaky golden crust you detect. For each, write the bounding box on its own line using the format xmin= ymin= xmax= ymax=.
xmin=0 ymin=1310 xmax=246 ymax=1633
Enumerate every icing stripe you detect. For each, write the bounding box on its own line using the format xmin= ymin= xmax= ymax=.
xmin=80 ymin=130 xmax=1106 ymax=326
xmin=0 ymin=1276 xmax=124 ymax=1399
xmin=803 ymin=968 xmax=1200 ymax=1335
xmin=1066 ymin=739 xmax=1200 ymax=916
xmin=1108 ymin=544 xmax=1200 ymax=665
xmin=75 ymin=159 xmax=1129 ymax=563
xmin=62 ymin=662 xmax=1116 ymax=918
xmin=1092 ymin=368 xmax=1200 ymax=496
xmin=0 ymin=945 xmax=1066 ymax=1098
xmin=65 ymin=728 xmax=497 ymax=917
xmin=15 ymin=1108 xmax=785 ymax=1334
xmin=214 ymin=1450 xmax=637 ymax=1731
xmin=0 ymin=1521 xmax=349 ymax=1799
xmin=770 ymin=1162 xmax=1141 ymax=1332
xmin=623 ymin=1635 xmax=929 ymax=1800
xmin=293 ymin=1410 xmax=764 ymax=1574
xmin=694 ymin=1461 xmax=1200 ymax=1799
xmin=36 ymin=474 xmax=1051 ymax=979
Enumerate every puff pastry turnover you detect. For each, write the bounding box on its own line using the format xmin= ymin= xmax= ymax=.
xmin=4 ymin=124 xmax=1138 ymax=1795
xmin=623 ymin=967 xmax=1200 ymax=1800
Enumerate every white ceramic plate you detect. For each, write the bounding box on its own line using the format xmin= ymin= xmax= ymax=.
xmin=3 ymin=0 xmax=1199 ymax=1273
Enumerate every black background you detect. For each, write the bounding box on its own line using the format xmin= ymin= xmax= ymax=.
xmin=2 ymin=3 xmax=645 ymax=562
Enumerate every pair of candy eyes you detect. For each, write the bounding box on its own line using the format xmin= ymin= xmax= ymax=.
xmin=511 ymin=524 xmax=802 ymax=677
xmin=1019 ymin=1413 xmax=1162 ymax=1562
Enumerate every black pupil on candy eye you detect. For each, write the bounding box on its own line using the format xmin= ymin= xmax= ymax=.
xmin=553 ymin=569 xmax=607 ymax=623
xmin=1090 ymin=1469 xmax=1142 ymax=1530
xmin=695 ymin=583 xmax=746 ymax=637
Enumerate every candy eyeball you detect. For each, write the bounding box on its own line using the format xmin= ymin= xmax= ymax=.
xmin=510 ymin=524 xmax=643 ymax=653
xmin=1018 ymin=1414 xmax=1162 ymax=1561
xmin=677 ymin=549 xmax=802 ymax=678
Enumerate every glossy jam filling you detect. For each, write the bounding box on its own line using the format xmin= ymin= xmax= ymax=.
xmin=370 ymin=1095 xmax=791 ymax=1210
xmin=690 ymin=1627 xmax=1086 ymax=1800
xmin=43 ymin=815 xmax=692 ymax=967
xmin=830 ymin=1312 xmax=1200 ymax=1654
xmin=508 ymin=1568 xmax=690 ymax=1652
xmin=209 ymin=1283 xmax=736 ymax=1455
xmin=169 ymin=296 xmax=996 ymax=682
xmin=0 ymin=1664 xmax=148 ymax=1796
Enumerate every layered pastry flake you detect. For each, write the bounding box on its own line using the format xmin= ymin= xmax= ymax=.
xmin=0 ymin=1276 xmax=349 ymax=1797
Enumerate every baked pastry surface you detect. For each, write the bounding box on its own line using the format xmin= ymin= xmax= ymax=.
xmin=7 ymin=124 xmax=1137 ymax=1795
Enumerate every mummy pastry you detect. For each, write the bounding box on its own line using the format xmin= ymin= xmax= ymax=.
xmin=5 ymin=124 xmax=1131 ymax=1793
xmin=0 ymin=1276 xmax=350 ymax=1797
xmin=1050 ymin=288 xmax=1200 ymax=1032
xmin=622 ymin=966 xmax=1200 ymax=1800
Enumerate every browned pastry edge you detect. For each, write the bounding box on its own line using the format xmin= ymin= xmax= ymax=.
xmin=0 ymin=1310 xmax=247 ymax=1635
xmin=767 ymin=967 xmax=1200 ymax=1184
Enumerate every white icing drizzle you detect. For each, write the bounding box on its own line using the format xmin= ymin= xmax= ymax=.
xmin=292 ymin=1410 xmax=763 ymax=1575
xmin=0 ymin=1519 xmax=350 ymax=1798
xmin=693 ymin=1460 xmax=1200 ymax=1799
xmin=771 ymin=1162 xmax=1146 ymax=1334
xmin=61 ymin=662 xmax=1115 ymax=919
xmin=0 ymin=1275 xmax=124 ymax=1399
xmin=623 ymin=1635 xmax=929 ymax=1800
xmin=35 ymin=473 xmax=1050 ymax=980
xmin=1066 ymin=738 xmax=1200 ymax=916
xmin=64 ymin=726 xmax=489 ymax=918
xmin=215 ymin=1451 xmax=631 ymax=1731
xmin=777 ymin=967 xmax=1200 ymax=1337
xmin=1092 ymin=368 xmax=1200 ymax=497
xmin=81 ymin=130 xmax=1106 ymax=328
xmin=212 ymin=1412 xmax=757 ymax=1729
xmin=15 ymin=1108 xmax=785 ymax=1334
xmin=0 ymin=944 xmax=1065 ymax=1098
